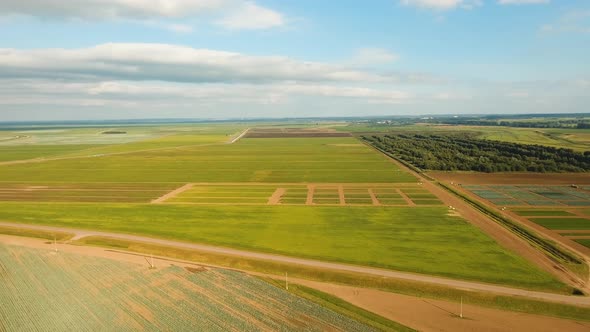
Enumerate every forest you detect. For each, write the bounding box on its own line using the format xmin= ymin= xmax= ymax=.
xmin=362 ymin=134 xmax=590 ymax=173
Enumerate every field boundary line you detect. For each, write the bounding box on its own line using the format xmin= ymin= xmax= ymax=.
xmin=368 ymin=189 xmax=381 ymax=206
xmin=338 ymin=185 xmax=345 ymax=206
xmin=151 ymin=183 xmax=194 ymax=204
xmin=396 ymin=189 xmax=416 ymax=207
xmin=228 ymin=128 xmax=250 ymax=144
xmin=267 ymin=188 xmax=286 ymax=205
xmin=1 ymin=221 xmax=589 ymax=307
xmin=306 ymin=184 xmax=315 ymax=205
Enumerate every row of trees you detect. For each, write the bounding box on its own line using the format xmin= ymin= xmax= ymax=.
xmin=362 ymin=134 xmax=590 ymax=173
xmin=426 ymin=119 xmax=589 ymax=129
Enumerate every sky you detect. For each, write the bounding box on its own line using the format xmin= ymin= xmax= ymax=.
xmin=0 ymin=0 xmax=588 ymax=121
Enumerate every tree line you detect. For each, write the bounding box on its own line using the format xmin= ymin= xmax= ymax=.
xmin=362 ymin=134 xmax=590 ymax=173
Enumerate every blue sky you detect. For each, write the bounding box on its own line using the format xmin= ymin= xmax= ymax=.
xmin=0 ymin=0 xmax=588 ymax=120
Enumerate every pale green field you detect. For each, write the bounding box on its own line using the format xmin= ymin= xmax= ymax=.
xmin=0 ymin=124 xmax=245 ymax=162
xmin=0 ymin=137 xmax=416 ymax=183
xmin=0 ymin=244 xmax=378 ymax=331
xmin=0 ymin=123 xmax=568 ymax=294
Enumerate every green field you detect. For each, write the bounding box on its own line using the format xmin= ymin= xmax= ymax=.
xmin=574 ymin=239 xmax=590 ymax=249
xmin=528 ymin=218 xmax=590 ymax=230
xmin=0 ymin=144 xmax=99 ymax=162
xmin=0 ymin=137 xmax=416 ymax=183
xmin=0 ymin=124 xmax=573 ymax=297
xmin=0 ymin=244 xmax=376 ymax=331
xmin=0 ymin=202 xmax=564 ymax=291
xmin=512 ymin=210 xmax=576 ymax=217
xmin=0 ymin=125 xmax=244 ymax=162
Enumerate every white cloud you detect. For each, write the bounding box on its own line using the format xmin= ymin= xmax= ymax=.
xmin=498 ymin=0 xmax=550 ymax=5
xmin=0 ymin=0 xmax=226 ymax=19
xmin=399 ymin=0 xmax=481 ymax=10
xmin=351 ymin=48 xmax=398 ymax=66
xmin=0 ymin=43 xmax=418 ymax=84
xmin=166 ymin=23 xmax=194 ymax=33
xmin=0 ymin=79 xmax=411 ymax=108
xmin=216 ymin=2 xmax=284 ymax=30
xmin=0 ymin=0 xmax=286 ymax=31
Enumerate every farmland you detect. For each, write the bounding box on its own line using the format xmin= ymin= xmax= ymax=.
xmin=454 ymin=183 xmax=590 ymax=250
xmin=0 ymin=202 xmax=565 ymax=290
xmin=0 ymin=121 xmax=586 ymax=330
xmin=0 ymin=243 xmax=376 ymax=331
xmin=0 ymin=137 xmax=415 ymax=183
xmin=162 ymin=183 xmax=442 ymax=206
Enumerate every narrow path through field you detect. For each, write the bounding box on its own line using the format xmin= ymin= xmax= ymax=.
xmin=0 ymin=221 xmax=589 ymax=307
xmin=368 ymin=188 xmax=380 ymax=206
xmin=396 ymin=188 xmax=416 ymax=207
xmin=306 ymin=184 xmax=315 ymax=205
xmin=267 ymin=188 xmax=286 ymax=205
xmin=151 ymin=183 xmax=193 ymax=204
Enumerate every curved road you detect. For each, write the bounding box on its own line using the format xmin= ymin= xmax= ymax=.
xmin=1 ymin=221 xmax=589 ymax=307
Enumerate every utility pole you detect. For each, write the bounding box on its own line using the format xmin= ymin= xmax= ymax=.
xmin=285 ymin=272 xmax=288 ymax=290
xmin=460 ymin=296 xmax=463 ymax=319
xmin=54 ymin=236 xmax=58 ymax=253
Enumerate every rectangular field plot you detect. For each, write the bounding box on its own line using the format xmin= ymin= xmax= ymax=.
xmin=464 ymin=185 xmax=590 ymax=208
xmin=0 ymin=183 xmax=177 ymax=203
xmin=512 ymin=210 xmax=575 ymax=217
xmin=278 ymin=187 xmax=309 ymax=205
xmin=312 ymin=187 xmax=341 ymax=205
xmin=161 ymin=183 xmax=444 ymax=207
xmin=343 ymin=187 xmax=374 ymax=205
xmin=169 ymin=185 xmax=282 ymax=204
xmin=528 ymin=217 xmax=590 ymax=230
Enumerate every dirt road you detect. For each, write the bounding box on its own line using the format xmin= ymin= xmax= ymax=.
xmin=1 ymin=221 xmax=589 ymax=307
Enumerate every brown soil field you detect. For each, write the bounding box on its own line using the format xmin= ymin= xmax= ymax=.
xmin=293 ymin=279 xmax=590 ymax=332
xmin=429 ymin=172 xmax=590 ymax=185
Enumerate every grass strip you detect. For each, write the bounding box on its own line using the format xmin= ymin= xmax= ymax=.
xmin=0 ymin=226 xmax=73 ymax=241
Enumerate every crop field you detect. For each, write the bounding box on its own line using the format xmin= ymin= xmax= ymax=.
xmin=0 ymin=202 xmax=566 ymax=291
xmin=163 ymin=183 xmax=442 ymax=206
xmin=0 ymin=243 xmax=374 ymax=331
xmin=460 ymin=185 xmax=590 ymax=250
xmin=0 ymin=125 xmax=243 ymax=162
xmin=0 ymin=124 xmax=571 ymax=294
xmin=462 ymin=185 xmax=590 ymax=207
xmin=0 ymin=137 xmax=416 ymax=183
xmin=0 ymin=183 xmax=179 ymax=203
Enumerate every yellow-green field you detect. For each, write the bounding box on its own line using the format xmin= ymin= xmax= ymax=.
xmin=0 ymin=124 xmax=568 ymax=292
